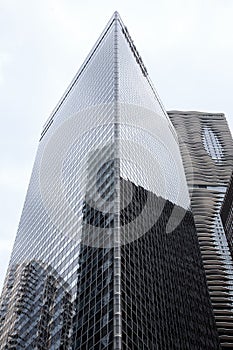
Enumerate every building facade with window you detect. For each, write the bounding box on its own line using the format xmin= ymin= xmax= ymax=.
xmin=221 ymin=172 xmax=233 ymax=259
xmin=168 ymin=110 xmax=233 ymax=349
xmin=0 ymin=13 xmax=221 ymax=349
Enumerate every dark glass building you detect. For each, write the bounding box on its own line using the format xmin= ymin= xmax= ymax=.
xmin=169 ymin=110 xmax=233 ymax=349
xmin=0 ymin=13 xmax=220 ymax=349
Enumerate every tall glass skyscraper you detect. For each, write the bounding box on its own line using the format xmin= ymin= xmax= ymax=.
xmin=0 ymin=13 xmax=220 ymax=349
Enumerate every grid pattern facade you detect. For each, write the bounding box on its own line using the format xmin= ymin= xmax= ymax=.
xmin=72 ymin=177 xmax=220 ymax=350
xmin=0 ymin=13 xmax=220 ymax=349
xmin=169 ymin=110 xmax=233 ymax=349
xmin=73 ymin=245 xmax=114 ymax=349
xmin=0 ymin=261 xmax=72 ymax=348
xmin=120 ymin=182 xmax=219 ymax=350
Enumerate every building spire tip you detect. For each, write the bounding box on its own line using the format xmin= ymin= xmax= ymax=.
xmin=113 ymin=11 xmax=120 ymax=19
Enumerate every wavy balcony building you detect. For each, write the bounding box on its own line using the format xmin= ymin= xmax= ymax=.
xmin=221 ymin=172 xmax=233 ymax=259
xmin=169 ymin=110 xmax=233 ymax=349
xmin=0 ymin=13 xmax=221 ymax=349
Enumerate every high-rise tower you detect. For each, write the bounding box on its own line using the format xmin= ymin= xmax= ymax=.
xmin=0 ymin=13 xmax=220 ymax=349
xmin=169 ymin=110 xmax=233 ymax=349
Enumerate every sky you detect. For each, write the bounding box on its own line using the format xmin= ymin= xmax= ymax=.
xmin=1 ymin=0 xmax=233 ymax=292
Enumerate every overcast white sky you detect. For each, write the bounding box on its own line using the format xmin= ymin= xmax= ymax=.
xmin=1 ymin=0 xmax=233 ymax=292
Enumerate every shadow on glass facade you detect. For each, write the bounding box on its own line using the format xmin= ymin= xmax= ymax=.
xmin=0 ymin=12 xmax=221 ymax=349
xmin=72 ymin=176 xmax=220 ymax=349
